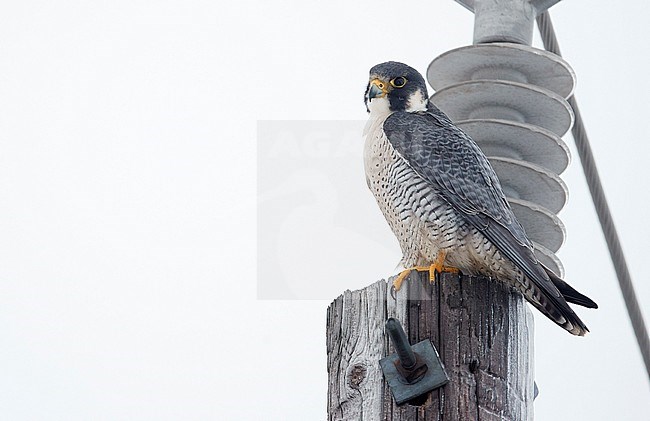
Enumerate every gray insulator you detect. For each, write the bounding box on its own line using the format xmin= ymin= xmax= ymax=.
xmin=431 ymin=80 xmax=574 ymax=136
xmin=455 ymin=0 xmax=562 ymax=45
xmin=532 ymin=242 xmax=564 ymax=278
xmin=455 ymin=119 xmax=570 ymax=175
xmin=509 ymin=198 xmax=566 ymax=253
xmin=487 ymin=157 xmax=568 ymax=215
xmin=428 ymin=40 xmax=574 ymax=277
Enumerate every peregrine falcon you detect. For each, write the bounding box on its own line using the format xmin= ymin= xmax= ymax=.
xmin=363 ymin=61 xmax=597 ymax=335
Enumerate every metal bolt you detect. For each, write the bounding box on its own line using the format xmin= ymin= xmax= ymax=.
xmin=386 ymin=318 xmax=417 ymax=368
xmin=380 ymin=319 xmax=449 ymax=404
xmin=385 ymin=318 xmax=429 ymax=383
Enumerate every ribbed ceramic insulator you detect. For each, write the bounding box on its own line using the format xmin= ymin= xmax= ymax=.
xmin=428 ymin=42 xmax=575 ymax=277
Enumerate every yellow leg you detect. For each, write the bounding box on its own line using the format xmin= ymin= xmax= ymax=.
xmin=430 ymin=250 xmax=460 ymax=282
xmin=392 ymin=251 xmax=460 ymax=291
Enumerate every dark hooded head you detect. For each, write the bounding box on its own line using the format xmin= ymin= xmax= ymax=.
xmin=364 ymin=61 xmax=429 ymax=114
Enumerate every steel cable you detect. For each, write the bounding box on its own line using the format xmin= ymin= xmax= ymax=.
xmin=537 ymin=11 xmax=650 ymax=381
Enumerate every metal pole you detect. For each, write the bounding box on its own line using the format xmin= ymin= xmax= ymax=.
xmin=455 ymin=0 xmax=561 ymax=45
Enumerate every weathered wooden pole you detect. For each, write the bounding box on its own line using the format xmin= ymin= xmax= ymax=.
xmin=326 ymin=272 xmax=534 ymax=420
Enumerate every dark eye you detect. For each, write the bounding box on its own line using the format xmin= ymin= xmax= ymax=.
xmin=390 ymin=77 xmax=407 ymax=88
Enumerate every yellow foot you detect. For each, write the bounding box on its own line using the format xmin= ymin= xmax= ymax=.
xmin=392 ymin=251 xmax=460 ymax=291
xmin=392 ymin=266 xmax=430 ymax=291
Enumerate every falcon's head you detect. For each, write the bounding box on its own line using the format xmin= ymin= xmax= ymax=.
xmin=364 ymin=61 xmax=429 ymax=115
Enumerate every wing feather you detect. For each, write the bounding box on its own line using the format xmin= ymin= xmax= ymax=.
xmin=383 ymin=108 xmax=590 ymax=334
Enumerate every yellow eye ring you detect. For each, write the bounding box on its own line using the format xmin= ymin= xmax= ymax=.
xmin=390 ymin=77 xmax=407 ymax=88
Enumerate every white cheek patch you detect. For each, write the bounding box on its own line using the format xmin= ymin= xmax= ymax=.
xmin=406 ymin=90 xmax=428 ymax=112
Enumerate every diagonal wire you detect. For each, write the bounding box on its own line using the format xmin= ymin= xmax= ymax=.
xmin=537 ymin=11 xmax=650 ymax=381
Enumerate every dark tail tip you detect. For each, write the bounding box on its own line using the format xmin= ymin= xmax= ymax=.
xmin=544 ymin=266 xmax=598 ymax=309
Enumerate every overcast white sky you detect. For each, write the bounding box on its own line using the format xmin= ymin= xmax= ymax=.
xmin=1 ymin=1 xmax=649 ymax=420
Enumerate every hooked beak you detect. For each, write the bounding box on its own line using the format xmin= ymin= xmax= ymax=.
xmin=367 ymin=78 xmax=388 ymax=100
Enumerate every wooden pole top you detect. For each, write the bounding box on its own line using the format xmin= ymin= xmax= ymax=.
xmin=327 ymin=272 xmax=535 ymax=420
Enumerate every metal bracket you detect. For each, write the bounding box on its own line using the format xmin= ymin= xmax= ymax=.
xmin=379 ymin=318 xmax=449 ymax=405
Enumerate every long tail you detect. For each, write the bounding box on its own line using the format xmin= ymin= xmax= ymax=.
xmin=517 ymin=264 xmax=597 ymax=336
xmin=544 ymin=266 xmax=598 ymax=309
xmin=518 ymin=265 xmax=597 ymax=336
xmin=527 ymin=289 xmax=591 ymax=336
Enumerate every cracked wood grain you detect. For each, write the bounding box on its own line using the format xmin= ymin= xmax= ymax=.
xmin=327 ymin=272 xmax=534 ymax=420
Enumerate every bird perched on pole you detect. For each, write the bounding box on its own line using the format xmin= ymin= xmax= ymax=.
xmin=363 ymin=61 xmax=597 ymax=335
